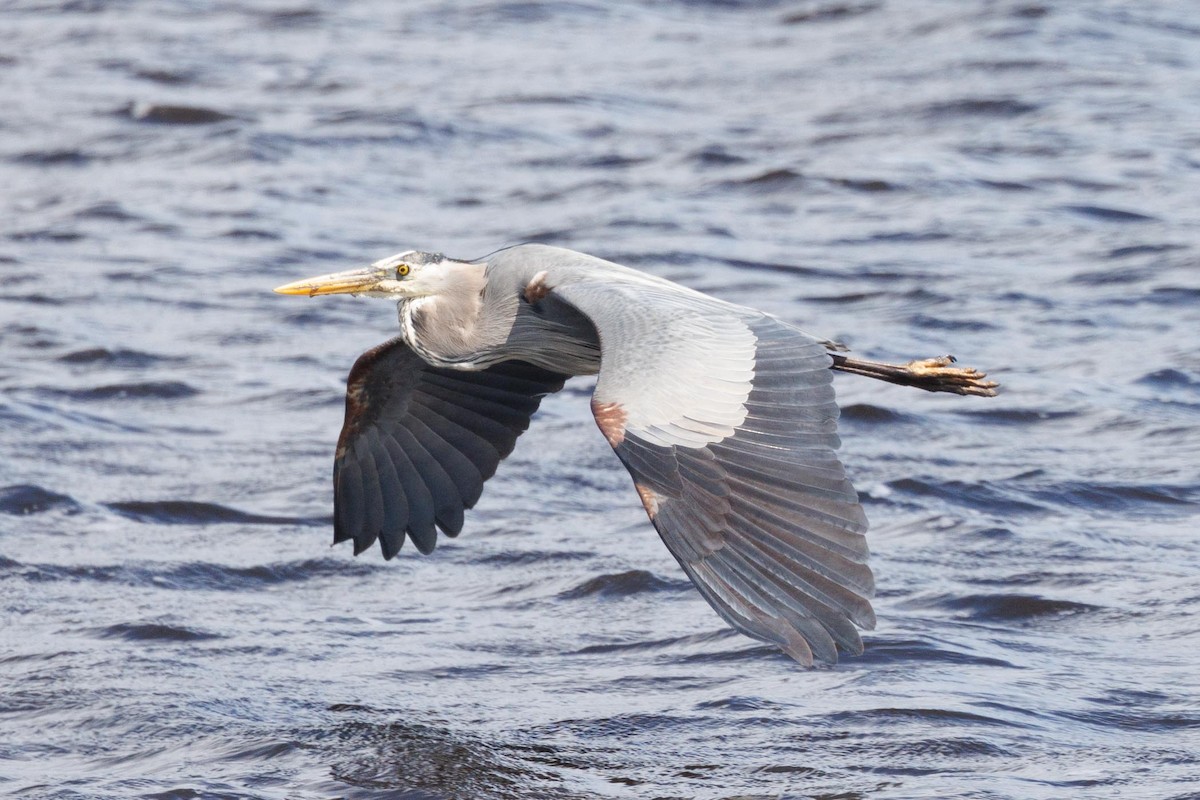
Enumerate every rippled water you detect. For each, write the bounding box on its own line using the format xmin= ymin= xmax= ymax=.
xmin=3 ymin=1 xmax=1199 ymax=798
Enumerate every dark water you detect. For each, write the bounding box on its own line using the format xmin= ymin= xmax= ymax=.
xmin=3 ymin=1 xmax=1199 ymax=797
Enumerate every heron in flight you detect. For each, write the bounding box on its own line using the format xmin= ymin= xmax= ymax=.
xmin=275 ymin=245 xmax=996 ymax=666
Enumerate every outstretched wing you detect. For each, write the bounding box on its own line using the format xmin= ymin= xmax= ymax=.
xmin=554 ymin=280 xmax=873 ymax=666
xmin=334 ymin=337 xmax=568 ymax=558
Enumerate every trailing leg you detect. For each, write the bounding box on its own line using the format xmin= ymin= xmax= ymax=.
xmin=828 ymin=353 xmax=998 ymax=397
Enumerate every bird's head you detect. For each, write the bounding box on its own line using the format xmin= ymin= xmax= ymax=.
xmin=274 ymin=251 xmax=470 ymax=300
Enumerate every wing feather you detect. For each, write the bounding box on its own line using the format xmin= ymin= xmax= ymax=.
xmin=409 ymin=397 xmax=513 ymax=460
xmin=363 ymin=428 xmax=409 ymax=557
xmin=333 ymin=337 xmax=567 ymax=557
xmin=385 ymin=434 xmax=438 ymax=554
xmin=398 ymin=415 xmax=486 ymax=508
xmin=551 ymin=276 xmax=874 ymax=666
xmin=382 ymin=423 xmax=466 ymax=536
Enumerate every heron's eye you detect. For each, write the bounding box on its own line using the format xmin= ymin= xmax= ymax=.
xmin=396 ymin=264 xmax=411 ymax=278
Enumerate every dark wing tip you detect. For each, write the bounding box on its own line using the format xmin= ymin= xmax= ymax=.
xmin=379 ymin=529 xmax=404 ymax=560
xmin=333 ymin=339 xmax=569 ymax=560
xmin=407 ymin=525 xmax=438 ymax=555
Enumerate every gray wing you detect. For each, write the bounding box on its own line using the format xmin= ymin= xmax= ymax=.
xmin=554 ymin=280 xmax=874 ymax=666
xmin=334 ymin=337 xmax=568 ymax=558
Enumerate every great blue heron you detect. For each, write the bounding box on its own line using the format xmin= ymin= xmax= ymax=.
xmin=275 ymin=244 xmax=996 ymax=666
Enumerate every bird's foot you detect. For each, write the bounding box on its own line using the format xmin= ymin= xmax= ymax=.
xmin=903 ymin=355 xmax=999 ymax=397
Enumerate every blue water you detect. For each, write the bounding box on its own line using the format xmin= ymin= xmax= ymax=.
xmin=2 ymin=1 xmax=1199 ymax=797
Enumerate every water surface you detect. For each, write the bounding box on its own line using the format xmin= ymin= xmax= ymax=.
xmin=2 ymin=1 xmax=1199 ymax=798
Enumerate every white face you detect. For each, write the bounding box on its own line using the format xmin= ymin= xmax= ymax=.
xmin=367 ymin=251 xmax=422 ymax=296
xmin=365 ymin=250 xmax=479 ymax=300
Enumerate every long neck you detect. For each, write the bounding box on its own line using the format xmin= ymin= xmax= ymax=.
xmin=397 ymin=260 xmax=509 ymax=369
xmin=396 ymin=254 xmax=601 ymax=375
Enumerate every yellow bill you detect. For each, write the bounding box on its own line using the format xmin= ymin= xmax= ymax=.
xmin=273 ymin=267 xmax=384 ymax=297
